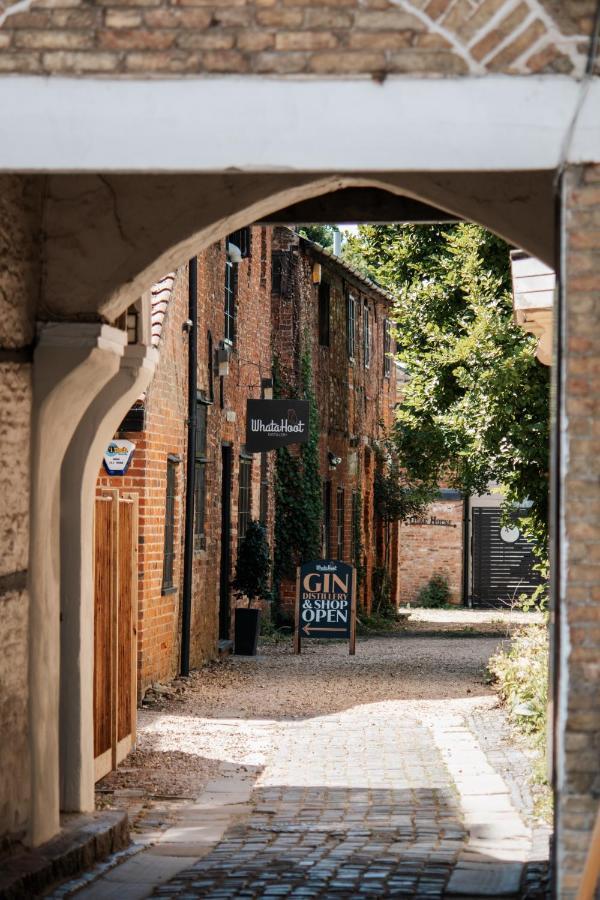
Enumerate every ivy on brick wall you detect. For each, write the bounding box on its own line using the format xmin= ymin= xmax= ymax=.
xmin=273 ymin=345 xmax=322 ymax=616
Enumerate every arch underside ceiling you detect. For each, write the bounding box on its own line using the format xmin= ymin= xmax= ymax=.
xmin=41 ymin=169 xmax=555 ymax=323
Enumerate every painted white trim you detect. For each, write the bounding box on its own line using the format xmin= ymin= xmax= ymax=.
xmin=2 ymin=75 xmax=599 ymax=173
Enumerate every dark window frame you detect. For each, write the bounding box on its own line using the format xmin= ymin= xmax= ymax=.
xmin=259 ymin=452 xmax=269 ymax=526
xmin=224 ymin=258 xmax=237 ymax=344
xmin=363 ymin=301 xmax=371 ymax=369
xmin=161 ymin=457 xmax=178 ymax=593
xmin=318 ymin=281 xmax=330 ymax=348
xmin=238 ymin=454 xmax=253 ymax=547
xmin=194 ymin=396 xmax=210 ymax=550
xmin=322 ymin=480 xmax=332 ymax=558
xmin=336 ymin=486 xmax=345 ymax=560
xmin=227 ymin=227 xmax=251 ymax=259
xmin=346 ymin=291 xmax=357 ymax=360
xmin=384 ymin=317 xmax=392 ymax=378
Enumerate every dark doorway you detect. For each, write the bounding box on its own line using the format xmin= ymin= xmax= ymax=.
xmin=219 ymin=444 xmax=233 ymax=640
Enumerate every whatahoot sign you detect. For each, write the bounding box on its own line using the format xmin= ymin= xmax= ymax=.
xmin=294 ymin=560 xmax=356 ymax=655
xmin=245 ymin=399 xmax=309 ymax=452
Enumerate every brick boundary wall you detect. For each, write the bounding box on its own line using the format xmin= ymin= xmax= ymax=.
xmin=397 ymin=498 xmax=464 ymax=606
xmin=558 ymin=162 xmax=600 ymax=897
xmin=0 ymin=0 xmax=594 ymax=77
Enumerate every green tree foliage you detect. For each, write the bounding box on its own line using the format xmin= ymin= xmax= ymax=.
xmin=345 ymin=224 xmax=550 ymax=558
xmin=297 ymin=225 xmax=336 ymax=249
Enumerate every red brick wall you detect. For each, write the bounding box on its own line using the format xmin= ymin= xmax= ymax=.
xmin=397 ymin=499 xmax=464 ymax=606
xmin=98 ymin=271 xmax=188 ymax=693
xmin=272 ymin=228 xmax=398 ymax=615
xmin=97 ymin=226 xmax=274 ymax=694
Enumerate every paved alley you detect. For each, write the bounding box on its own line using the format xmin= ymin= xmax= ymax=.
xmin=59 ymin=616 xmax=549 ymax=899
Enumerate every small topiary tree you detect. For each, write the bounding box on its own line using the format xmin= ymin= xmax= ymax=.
xmin=232 ymin=520 xmax=272 ymax=607
xmin=416 ymin=574 xmax=451 ymax=608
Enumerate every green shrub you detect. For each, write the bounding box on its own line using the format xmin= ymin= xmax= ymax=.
xmin=416 ymin=574 xmax=451 ymax=608
xmin=232 ymin=520 xmax=272 ymax=606
xmin=488 ymin=624 xmax=551 ymax=819
xmin=488 ymin=624 xmax=548 ymax=744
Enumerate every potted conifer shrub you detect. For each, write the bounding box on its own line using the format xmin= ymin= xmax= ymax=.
xmin=232 ymin=520 xmax=272 ymax=656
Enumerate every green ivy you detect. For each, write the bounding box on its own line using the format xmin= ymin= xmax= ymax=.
xmin=273 ymin=345 xmax=323 ymax=616
xmin=351 ymin=488 xmax=366 ymax=590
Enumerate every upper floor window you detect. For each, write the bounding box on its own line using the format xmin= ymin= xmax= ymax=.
xmin=384 ymin=318 xmax=392 ymax=378
xmin=238 ymin=455 xmax=253 ymax=547
xmin=319 ymin=281 xmax=330 ymax=347
xmin=346 ymin=291 xmax=357 ymax=360
xmin=364 ymin=302 xmax=371 ymax=368
xmin=227 ymin=227 xmax=251 ymax=259
xmin=322 ymin=480 xmax=332 ymax=558
xmin=162 ymin=457 xmax=177 ymax=592
xmin=336 ymin=487 xmax=345 ymax=560
xmin=194 ymin=398 xmax=209 ymax=549
xmin=224 ymin=259 xmax=236 ymax=344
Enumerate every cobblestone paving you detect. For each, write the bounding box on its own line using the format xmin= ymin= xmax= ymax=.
xmin=151 ymin=705 xmax=468 ymax=898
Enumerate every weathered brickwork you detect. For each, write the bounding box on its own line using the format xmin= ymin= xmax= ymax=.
xmin=397 ymin=497 xmax=464 ymax=605
xmin=558 ymin=163 xmax=600 ymax=898
xmin=272 ymin=228 xmax=398 ymax=615
xmin=0 ymin=175 xmax=40 ymax=849
xmin=98 ymin=226 xmax=273 ymax=694
xmin=0 ymin=0 xmax=594 ymax=76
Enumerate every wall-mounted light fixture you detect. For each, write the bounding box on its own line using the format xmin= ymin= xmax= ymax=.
xmin=261 ymin=377 xmax=274 ymax=400
xmin=312 ymin=262 xmax=322 ymax=284
xmin=227 ymin=242 xmax=243 ymax=264
xmin=216 ymin=342 xmax=231 ymax=377
xmin=328 ymin=451 xmax=342 ymax=469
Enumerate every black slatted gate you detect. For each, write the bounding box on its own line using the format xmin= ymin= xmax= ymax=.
xmin=472 ymin=507 xmax=542 ymax=608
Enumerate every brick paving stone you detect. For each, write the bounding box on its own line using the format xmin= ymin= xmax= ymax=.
xmin=150 ymin=708 xmax=467 ymax=898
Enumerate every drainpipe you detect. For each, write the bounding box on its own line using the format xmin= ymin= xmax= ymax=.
xmin=462 ymin=495 xmax=470 ymax=608
xmin=181 ymin=258 xmax=197 ymax=676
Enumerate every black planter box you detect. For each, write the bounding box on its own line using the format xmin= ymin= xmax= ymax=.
xmin=234 ymin=608 xmax=261 ymax=656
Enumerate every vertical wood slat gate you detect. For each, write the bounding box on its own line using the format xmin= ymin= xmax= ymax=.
xmin=93 ymin=489 xmax=139 ymax=782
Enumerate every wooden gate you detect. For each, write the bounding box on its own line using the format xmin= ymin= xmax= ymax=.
xmin=93 ymin=489 xmax=139 ymax=782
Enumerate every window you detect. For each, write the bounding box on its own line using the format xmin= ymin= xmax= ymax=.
xmin=238 ymin=455 xmax=252 ymax=546
xmin=347 ymin=292 xmax=356 ymax=359
xmin=272 ymin=250 xmax=291 ymax=297
xmin=194 ymin=399 xmax=209 ymax=548
xmin=322 ymin=480 xmax=332 ymax=558
xmin=363 ymin=302 xmax=371 ymax=368
xmin=161 ymin=457 xmax=177 ymax=592
xmin=227 ymin=227 xmax=251 ymax=259
xmin=384 ymin=318 xmax=392 ymax=378
xmin=319 ymin=281 xmax=330 ymax=347
xmin=336 ymin=487 xmax=345 ymax=560
xmin=224 ymin=259 xmax=237 ymax=344
xmin=259 ymin=452 xmax=269 ymax=526
xmin=207 ymin=331 xmax=214 ymax=403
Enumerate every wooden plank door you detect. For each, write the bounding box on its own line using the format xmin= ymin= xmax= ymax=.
xmin=116 ymin=493 xmax=138 ymax=766
xmin=93 ymin=489 xmax=138 ymax=781
xmin=94 ymin=492 xmax=117 ymax=781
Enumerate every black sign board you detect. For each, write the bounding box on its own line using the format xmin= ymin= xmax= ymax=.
xmin=245 ymin=399 xmax=309 ymax=453
xmin=294 ymin=560 xmax=356 ymax=655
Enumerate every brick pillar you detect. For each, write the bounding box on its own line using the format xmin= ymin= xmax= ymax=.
xmin=557 ymin=163 xmax=600 ymax=897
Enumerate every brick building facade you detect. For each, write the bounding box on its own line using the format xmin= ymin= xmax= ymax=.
xmin=97 ymin=226 xmax=274 ymax=694
xmin=271 ymin=228 xmax=399 ymax=616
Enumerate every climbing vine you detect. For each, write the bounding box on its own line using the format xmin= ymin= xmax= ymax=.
xmin=273 ymin=345 xmax=323 ymax=616
xmin=351 ymin=488 xmax=366 ymax=590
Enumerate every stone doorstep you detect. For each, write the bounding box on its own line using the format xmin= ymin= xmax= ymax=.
xmin=0 ymin=810 xmax=129 ymax=900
